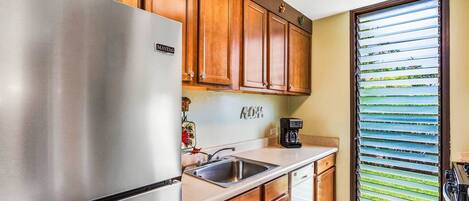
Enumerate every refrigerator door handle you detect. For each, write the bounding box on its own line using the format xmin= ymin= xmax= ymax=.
xmin=94 ymin=179 xmax=182 ymax=201
xmin=121 ymin=180 xmax=181 ymax=201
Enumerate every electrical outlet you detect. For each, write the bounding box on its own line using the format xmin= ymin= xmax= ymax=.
xmin=460 ymin=152 xmax=469 ymax=162
xmin=269 ymin=127 xmax=278 ymax=136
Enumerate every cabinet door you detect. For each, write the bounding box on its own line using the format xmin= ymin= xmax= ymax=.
xmin=288 ymin=24 xmax=311 ymax=94
xmin=263 ymin=175 xmax=288 ymax=201
xmin=144 ymin=0 xmax=195 ymax=81
xmin=315 ymin=154 xmax=336 ymax=175
xmin=273 ymin=193 xmax=289 ymax=201
xmin=198 ymin=0 xmax=233 ymax=85
xmin=243 ymin=0 xmax=267 ymax=89
xmin=120 ymin=0 xmax=141 ymax=8
xmin=228 ymin=187 xmax=261 ymax=201
xmin=267 ymin=13 xmax=288 ymax=91
xmin=315 ymin=167 xmax=335 ymax=201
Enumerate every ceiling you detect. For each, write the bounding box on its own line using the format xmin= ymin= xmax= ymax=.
xmin=284 ymin=0 xmax=388 ymax=20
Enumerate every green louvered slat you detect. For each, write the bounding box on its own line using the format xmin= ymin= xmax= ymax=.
xmin=360 ymin=68 xmax=439 ymax=81
xmin=360 ymin=130 xmax=439 ymax=145
xmin=360 ymin=164 xmax=439 ymax=186
xmin=360 ymin=86 xmax=438 ymax=97
xmin=356 ymin=0 xmax=441 ymax=200
xmin=359 ymin=57 xmax=439 ymax=71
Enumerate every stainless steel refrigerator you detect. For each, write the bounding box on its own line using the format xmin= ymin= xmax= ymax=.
xmin=0 ymin=0 xmax=182 ymax=200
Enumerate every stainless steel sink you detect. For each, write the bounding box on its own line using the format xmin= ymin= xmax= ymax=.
xmin=185 ymin=157 xmax=278 ymax=188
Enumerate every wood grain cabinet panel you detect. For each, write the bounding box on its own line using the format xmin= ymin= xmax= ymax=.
xmin=120 ymin=0 xmax=141 ymax=8
xmin=315 ymin=166 xmax=335 ymax=201
xmin=243 ymin=0 xmax=268 ymax=89
xmin=267 ymin=13 xmax=288 ymax=91
xmin=143 ymin=0 xmax=196 ymax=81
xmin=228 ymin=187 xmax=261 ymax=201
xmin=263 ymin=175 xmax=288 ymax=201
xmin=198 ymin=0 xmax=234 ymax=85
xmin=315 ymin=154 xmax=336 ymax=175
xmin=273 ymin=193 xmax=289 ymax=201
xmin=288 ymin=24 xmax=311 ymax=94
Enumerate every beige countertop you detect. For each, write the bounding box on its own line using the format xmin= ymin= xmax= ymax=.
xmin=181 ymin=145 xmax=338 ymax=201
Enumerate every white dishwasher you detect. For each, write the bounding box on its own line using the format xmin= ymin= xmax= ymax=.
xmin=289 ymin=163 xmax=314 ymax=201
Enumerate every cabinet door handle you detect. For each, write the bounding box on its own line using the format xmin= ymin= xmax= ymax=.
xmin=200 ymin=72 xmax=206 ymax=80
xmin=188 ymin=70 xmax=194 ymax=81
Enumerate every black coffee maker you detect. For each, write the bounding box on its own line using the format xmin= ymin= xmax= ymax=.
xmin=280 ymin=118 xmax=303 ymax=148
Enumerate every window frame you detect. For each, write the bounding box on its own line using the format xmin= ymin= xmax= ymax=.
xmin=349 ymin=0 xmax=450 ymax=200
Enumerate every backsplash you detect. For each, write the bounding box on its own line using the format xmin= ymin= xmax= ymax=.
xmin=182 ymin=90 xmax=289 ymax=148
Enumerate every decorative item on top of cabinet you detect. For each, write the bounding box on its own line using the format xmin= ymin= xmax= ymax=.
xmin=251 ymin=0 xmax=312 ymax=34
xmin=288 ymin=24 xmax=311 ymax=94
xmin=242 ymin=0 xmax=268 ymax=89
xmin=198 ymin=0 xmax=241 ymax=86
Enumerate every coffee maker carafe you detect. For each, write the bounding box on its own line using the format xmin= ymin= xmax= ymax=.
xmin=280 ymin=118 xmax=303 ymax=148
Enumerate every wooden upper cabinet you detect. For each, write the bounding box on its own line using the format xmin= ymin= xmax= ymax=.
xmin=120 ymin=0 xmax=141 ymax=8
xmin=288 ymin=24 xmax=311 ymax=94
xmin=198 ymin=0 xmax=234 ymax=85
xmin=144 ymin=0 xmax=196 ymax=82
xmin=315 ymin=166 xmax=335 ymax=201
xmin=228 ymin=187 xmax=261 ymax=201
xmin=267 ymin=13 xmax=288 ymax=91
xmin=243 ymin=0 xmax=268 ymax=89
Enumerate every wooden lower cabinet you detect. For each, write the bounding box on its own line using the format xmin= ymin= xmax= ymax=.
xmin=273 ymin=193 xmax=289 ymax=201
xmin=263 ymin=175 xmax=288 ymax=201
xmin=227 ymin=156 xmax=336 ymax=201
xmin=229 ymin=187 xmax=261 ymax=201
xmin=314 ymin=154 xmax=336 ymax=201
xmin=228 ymin=175 xmax=288 ymax=201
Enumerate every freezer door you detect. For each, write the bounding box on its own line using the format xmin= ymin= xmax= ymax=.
xmin=0 ymin=0 xmax=182 ymax=201
xmin=122 ymin=181 xmax=181 ymax=201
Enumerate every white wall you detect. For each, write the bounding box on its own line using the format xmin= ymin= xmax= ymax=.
xmin=182 ymin=90 xmax=289 ymax=148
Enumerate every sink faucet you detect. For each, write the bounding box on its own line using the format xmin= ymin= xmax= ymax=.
xmin=197 ymin=147 xmax=236 ymax=164
xmin=208 ymin=147 xmax=236 ymax=161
